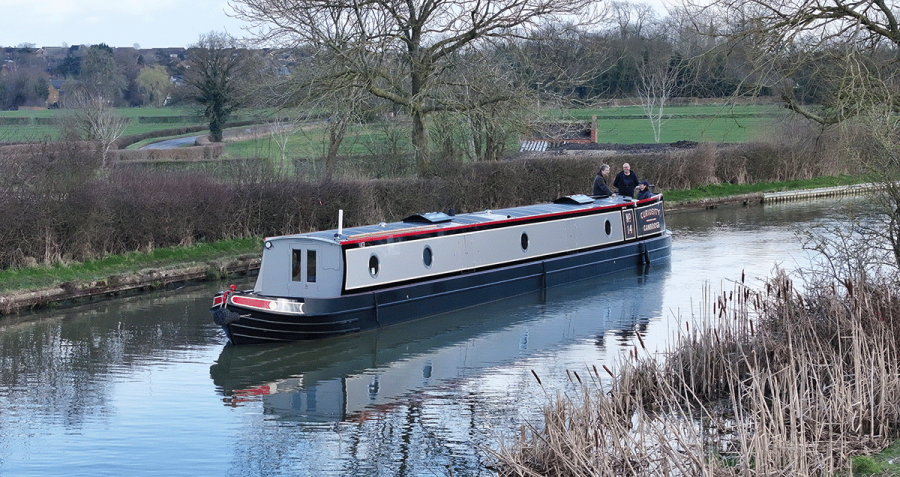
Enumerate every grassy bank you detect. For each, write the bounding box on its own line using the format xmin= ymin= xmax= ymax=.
xmin=661 ymin=174 xmax=870 ymax=203
xmin=0 ymin=238 xmax=260 ymax=295
xmin=0 ymin=174 xmax=872 ymax=308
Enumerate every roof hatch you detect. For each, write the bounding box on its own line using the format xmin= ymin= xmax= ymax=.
xmin=402 ymin=212 xmax=453 ymax=224
xmin=553 ymin=194 xmax=594 ymax=205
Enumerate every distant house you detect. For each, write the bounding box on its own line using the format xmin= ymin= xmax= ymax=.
xmin=47 ymin=79 xmax=65 ymax=108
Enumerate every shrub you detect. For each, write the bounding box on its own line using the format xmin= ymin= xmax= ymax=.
xmin=0 ymin=133 xmax=860 ymax=270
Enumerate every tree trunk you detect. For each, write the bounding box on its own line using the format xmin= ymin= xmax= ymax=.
xmin=412 ymin=109 xmax=430 ymax=175
xmin=324 ymin=119 xmax=347 ymax=181
xmin=209 ymin=118 xmax=224 ymax=143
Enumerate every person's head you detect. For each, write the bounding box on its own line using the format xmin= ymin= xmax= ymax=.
xmin=599 ymin=164 xmax=610 ymax=176
xmin=639 ymin=180 xmax=649 ymax=189
xmin=622 ymin=163 xmax=631 ymax=174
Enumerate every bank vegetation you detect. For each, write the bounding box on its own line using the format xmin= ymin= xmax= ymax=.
xmin=490 ymin=262 xmax=900 ymax=475
xmin=0 ymin=120 xmax=861 ymax=274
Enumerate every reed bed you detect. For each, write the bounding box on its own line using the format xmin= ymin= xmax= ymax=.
xmin=490 ymin=271 xmax=900 ymax=476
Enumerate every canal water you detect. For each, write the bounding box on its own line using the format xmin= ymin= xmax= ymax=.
xmin=0 ymin=197 xmax=870 ymax=476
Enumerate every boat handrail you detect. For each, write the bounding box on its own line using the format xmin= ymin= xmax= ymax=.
xmin=346 ymin=224 xmax=439 ymax=240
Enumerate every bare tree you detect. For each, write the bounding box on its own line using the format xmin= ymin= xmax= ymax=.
xmin=687 ymin=0 xmax=900 ymax=269
xmin=610 ymin=1 xmax=656 ymax=39
xmin=435 ymin=45 xmax=531 ymax=161
xmin=80 ymin=44 xmax=128 ymax=104
xmin=608 ymin=3 xmax=680 ymax=143
xmin=636 ymin=42 xmax=679 ymax=143
xmin=267 ymin=114 xmax=303 ymax=175
xmin=254 ymin=49 xmax=381 ymax=180
xmin=685 ymin=0 xmax=900 ymax=124
xmin=60 ymin=89 xmax=129 ymax=167
xmin=231 ymin=0 xmax=602 ymax=175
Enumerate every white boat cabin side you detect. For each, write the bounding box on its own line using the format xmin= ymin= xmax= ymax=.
xmin=254 ymin=237 xmax=345 ymax=298
xmin=252 ymin=196 xmax=666 ymax=301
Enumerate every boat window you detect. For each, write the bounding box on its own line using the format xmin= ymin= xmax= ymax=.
xmin=292 ymin=250 xmax=302 ymax=281
xmin=423 ymin=246 xmax=433 ymax=268
xmin=369 ymin=255 xmax=380 ymax=278
xmin=307 ymin=249 xmax=317 ymax=283
xmin=521 ymin=232 xmax=529 ymax=251
xmin=605 ymin=220 xmax=612 ymax=235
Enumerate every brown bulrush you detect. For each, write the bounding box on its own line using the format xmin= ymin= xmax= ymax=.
xmin=489 ymin=271 xmax=900 ymax=476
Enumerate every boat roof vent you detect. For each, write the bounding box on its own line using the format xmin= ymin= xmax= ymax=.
xmin=553 ymin=194 xmax=594 ymax=205
xmin=402 ymin=211 xmax=453 ymax=224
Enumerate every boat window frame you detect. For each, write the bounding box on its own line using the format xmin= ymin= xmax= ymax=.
xmin=368 ymin=254 xmax=380 ymax=278
xmin=291 ymin=249 xmax=302 ymax=282
xmin=306 ymin=249 xmax=317 ymax=283
xmin=423 ymin=245 xmax=433 ymax=268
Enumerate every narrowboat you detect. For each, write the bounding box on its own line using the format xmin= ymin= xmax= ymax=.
xmin=210 ymin=260 xmax=670 ymax=420
xmin=211 ymin=193 xmax=671 ymax=345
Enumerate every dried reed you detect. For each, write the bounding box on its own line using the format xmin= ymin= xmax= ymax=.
xmin=490 ymin=271 xmax=900 ymax=476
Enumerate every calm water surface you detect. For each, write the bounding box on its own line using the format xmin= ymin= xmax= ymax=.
xmin=0 ymin=197 xmax=868 ymax=476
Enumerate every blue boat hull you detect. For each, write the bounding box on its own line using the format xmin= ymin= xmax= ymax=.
xmin=214 ymin=233 xmax=671 ymax=345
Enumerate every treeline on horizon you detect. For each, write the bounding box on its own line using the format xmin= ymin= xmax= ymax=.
xmin=1 ymin=2 xmax=779 ymax=113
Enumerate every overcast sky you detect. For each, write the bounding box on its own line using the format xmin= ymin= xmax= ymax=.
xmin=0 ymin=0 xmax=675 ymax=50
xmin=0 ymin=0 xmax=251 ymax=48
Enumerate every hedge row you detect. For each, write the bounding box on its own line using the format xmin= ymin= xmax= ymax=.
xmin=0 ymin=134 xmax=855 ymax=270
xmin=137 ymin=115 xmax=204 ymax=124
xmin=0 ymin=117 xmax=31 ymax=126
xmin=111 ymin=145 xmax=226 ymax=162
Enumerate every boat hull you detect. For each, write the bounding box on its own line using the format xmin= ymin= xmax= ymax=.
xmin=213 ymin=233 xmax=671 ymax=345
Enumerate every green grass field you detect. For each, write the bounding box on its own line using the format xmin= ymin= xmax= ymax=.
xmin=566 ymin=104 xmax=790 ymax=144
xmin=1 ymin=103 xmax=788 ymax=156
xmin=224 ymin=121 xmax=415 ymax=160
xmin=225 ymin=105 xmax=787 ymax=163
xmin=0 ymin=107 xmax=205 ymax=141
xmin=0 ymin=107 xmax=272 ymax=142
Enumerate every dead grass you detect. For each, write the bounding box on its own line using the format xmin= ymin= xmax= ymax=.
xmin=490 ymin=271 xmax=900 ymax=476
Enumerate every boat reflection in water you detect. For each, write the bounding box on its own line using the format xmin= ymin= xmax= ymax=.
xmin=210 ymin=257 xmax=670 ymax=421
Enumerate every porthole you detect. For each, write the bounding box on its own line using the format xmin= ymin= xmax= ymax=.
xmin=605 ymin=219 xmax=612 ymax=235
xmin=368 ymin=255 xmax=380 ymax=278
xmin=423 ymin=246 xmax=433 ymax=268
xmin=521 ymin=232 xmax=529 ymax=251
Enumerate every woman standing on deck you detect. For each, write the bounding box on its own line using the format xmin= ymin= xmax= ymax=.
xmin=613 ymin=163 xmax=639 ymax=197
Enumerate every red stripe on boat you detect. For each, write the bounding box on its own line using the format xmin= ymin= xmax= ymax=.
xmin=232 ymin=296 xmax=275 ymax=309
xmin=342 ymin=201 xmax=639 ymax=245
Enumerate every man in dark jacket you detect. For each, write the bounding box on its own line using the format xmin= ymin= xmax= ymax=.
xmin=613 ymin=163 xmax=639 ymax=197
xmin=592 ymin=164 xmax=612 ymax=197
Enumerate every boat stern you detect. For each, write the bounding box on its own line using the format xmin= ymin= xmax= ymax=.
xmin=209 ymin=286 xmax=373 ymax=344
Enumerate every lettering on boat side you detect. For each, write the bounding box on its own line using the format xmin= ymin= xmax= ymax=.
xmin=642 ymin=221 xmax=662 ymax=232
xmin=623 ymin=210 xmax=637 ymax=240
xmin=640 ymin=208 xmax=660 ymax=219
xmin=636 ymin=203 xmax=664 ymax=236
